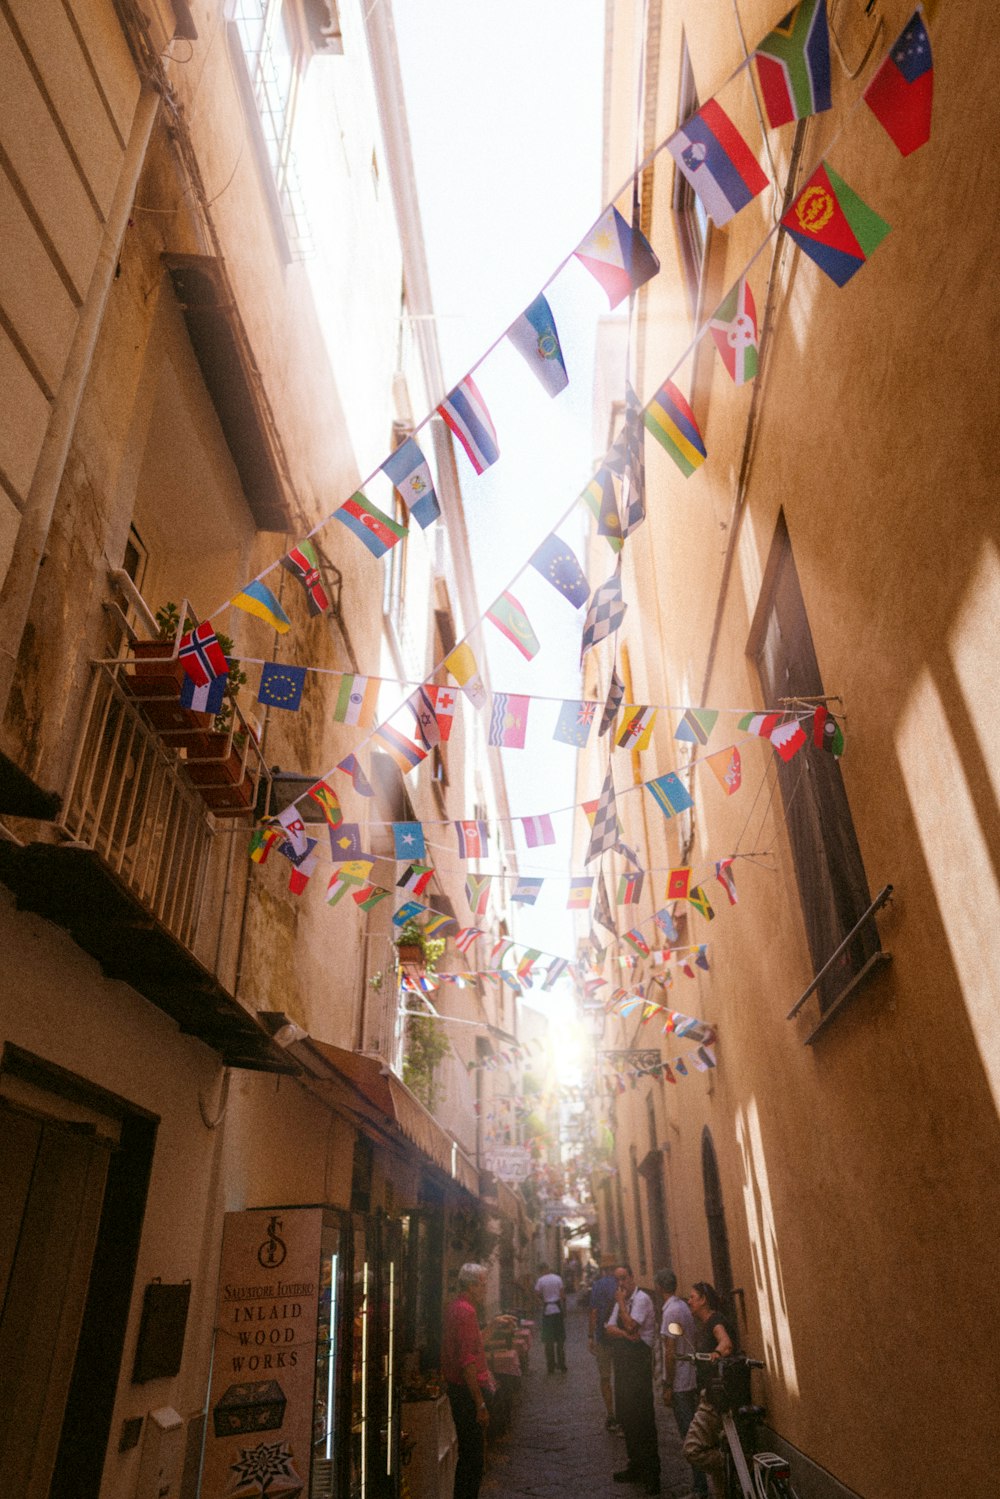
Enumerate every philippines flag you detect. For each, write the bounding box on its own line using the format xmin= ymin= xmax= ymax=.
xmin=667 ymin=99 xmax=769 ymax=227
xmin=438 ymin=376 xmax=499 ymax=474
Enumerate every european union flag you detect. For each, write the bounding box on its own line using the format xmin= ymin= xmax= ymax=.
xmin=258 ymin=661 xmax=306 ymax=711
xmin=530 ymin=535 xmax=590 ymax=609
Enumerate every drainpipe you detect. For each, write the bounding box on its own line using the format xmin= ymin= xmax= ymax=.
xmin=0 ymin=84 xmax=161 ymax=727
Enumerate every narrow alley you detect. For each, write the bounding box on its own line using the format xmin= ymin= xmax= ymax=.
xmin=481 ymin=1305 xmax=694 ymax=1499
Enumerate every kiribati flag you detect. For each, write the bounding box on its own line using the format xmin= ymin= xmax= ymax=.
xmin=643 ymin=380 xmax=707 ymax=476
xmin=438 ymin=376 xmax=499 ymax=474
xmin=667 ymin=99 xmax=769 ymax=227
xmin=782 ymin=162 xmax=891 ymax=286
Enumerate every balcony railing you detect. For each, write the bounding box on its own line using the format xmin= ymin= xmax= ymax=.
xmin=61 ymin=657 xmax=269 ymax=955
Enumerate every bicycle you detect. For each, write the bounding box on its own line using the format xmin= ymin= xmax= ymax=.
xmin=671 ymin=1342 xmax=800 ymax=1499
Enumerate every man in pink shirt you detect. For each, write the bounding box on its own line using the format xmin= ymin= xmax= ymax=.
xmin=442 ymin=1263 xmax=495 ymax=1499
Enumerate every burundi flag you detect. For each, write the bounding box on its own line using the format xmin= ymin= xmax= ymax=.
xmin=231 ymin=578 xmax=291 ymax=633
xmin=488 ymin=692 xmax=530 ymax=748
xmin=574 ymin=205 xmax=660 ymax=309
xmin=863 ymin=11 xmax=933 ymax=157
xmin=334 ymin=492 xmax=408 ymax=557
xmin=709 ymin=277 xmax=759 ymax=385
xmin=381 ymin=436 xmax=440 ymax=529
xmin=486 ymin=591 xmax=540 ymax=660
xmin=507 ymin=293 xmax=569 ymax=396
xmin=644 ymin=379 xmax=707 ymax=476
xmin=754 ymin=0 xmax=832 ymax=128
xmin=333 ymin=674 xmax=380 ymax=726
xmin=667 ymin=98 xmax=769 ymax=227
xmin=281 ymin=541 xmax=330 ymax=615
xmin=438 ymin=375 xmax=499 ymax=474
xmin=782 ymin=162 xmax=891 ymax=286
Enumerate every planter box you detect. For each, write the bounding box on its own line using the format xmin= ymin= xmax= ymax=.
xmin=125 ymin=640 xmax=186 ymax=699
xmin=396 ymin=943 xmax=424 ymax=967
xmin=186 ymin=734 xmax=256 ymax=817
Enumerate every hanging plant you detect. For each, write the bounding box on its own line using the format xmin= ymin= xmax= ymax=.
xmin=402 ymin=1015 xmax=450 ymax=1111
xmin=394 ymin=921 xmax=446 ymax=972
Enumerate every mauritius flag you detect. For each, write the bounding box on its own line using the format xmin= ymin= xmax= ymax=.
xmin=643 ymin=379 xmax=707 ymax=476
xmin=782 ymin=162 xmax=891 ymax=286
xmin=334 ymin=492 xmax=408 ymax=557
xmin=709 ymin=277 xmax=759 ymax=385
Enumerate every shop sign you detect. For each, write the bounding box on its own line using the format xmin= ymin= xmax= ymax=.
xmin=202 ymin=1207 xmax=322 ymax=1499
xmin=484 ymin=1146 xmax=532 ymax=1181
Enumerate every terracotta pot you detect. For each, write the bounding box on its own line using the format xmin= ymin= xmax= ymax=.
xmin=185 ymin=733 xmax=247 ymax=786
xmin=141 ymin=698 xmax=211 ymax=749
xmin=124 ymin=641 xmax=187 ymax=700
xmin=198 ymin=778 xmax=256 ymax=816
xmin=395 ymin=943 xmax=424 ymax=967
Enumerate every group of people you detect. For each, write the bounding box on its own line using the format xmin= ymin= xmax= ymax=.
xmin=441 ymin=1257 xmax=737 ymax=1499
xmin=588 ymin=1253 xmax=737 ymax=1499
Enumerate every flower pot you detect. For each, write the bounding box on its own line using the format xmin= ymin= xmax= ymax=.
xmin=141 ymin=697 xmax=212 ymax=749
xmin=124 ymin=641 xmax=187 ymax=700
xmin=395 ymin=943 xmax=424 ymax=967
xmin=185 ymin=733 xmax=247 ymax=786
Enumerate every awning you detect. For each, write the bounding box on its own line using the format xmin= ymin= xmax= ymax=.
xmin=305 ymin=1039 xmax=480 ymax=1195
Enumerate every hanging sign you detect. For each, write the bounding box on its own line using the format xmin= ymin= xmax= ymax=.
xmin=484 ymin=1146 xmax=533 ymax=1182
xmin=202 ymin=1207 xmax=323 ymax=1499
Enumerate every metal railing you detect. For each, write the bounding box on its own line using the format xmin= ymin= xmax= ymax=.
xmin=61 ymin=658 xmax=269 ymax=957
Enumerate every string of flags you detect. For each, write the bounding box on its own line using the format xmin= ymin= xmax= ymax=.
xmin=162 ymin=4 xmax=927 ymax=857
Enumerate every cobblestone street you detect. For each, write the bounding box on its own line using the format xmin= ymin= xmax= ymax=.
xmin=482 ymin=1305 xmax=695 ymax=1499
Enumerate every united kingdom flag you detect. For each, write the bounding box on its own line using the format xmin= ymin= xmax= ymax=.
xmin=178 ymin=621 xmax=229 ymax=686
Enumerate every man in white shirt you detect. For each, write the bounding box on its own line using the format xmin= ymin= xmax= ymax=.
xmin=656 ymin=1268 xmax=706 ymax=1499
xmin=605 ymin=1265 xmax=660 ymax=1495
xmin=534 ymin=1263 xmax=567 ymax=1373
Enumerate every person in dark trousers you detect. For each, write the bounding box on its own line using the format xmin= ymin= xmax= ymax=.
xmin=605 ymin=1264 xmax=661 ymax=1496
xmin=681 ymin=1282 xmax=737 ymax=1499
xmin=442 ymin=1263 xmax=495 ymax=1499
xmin=534 ymin=1262 xmax=567 ymax=1372
xmin=656 ymin=1268 xmax=707 ymax=1499
xmin=588 ymin=1252 xmax=621 ymax=1431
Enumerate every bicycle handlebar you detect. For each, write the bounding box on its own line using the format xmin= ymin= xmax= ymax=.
xmin=675 ymin=1352 xmax=765 ymax=1369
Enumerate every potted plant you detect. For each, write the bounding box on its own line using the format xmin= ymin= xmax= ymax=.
xmin=393 ymin=921 xmax=445 ymax=972
xmin=184 ymin=645 xmax=255 ymax=814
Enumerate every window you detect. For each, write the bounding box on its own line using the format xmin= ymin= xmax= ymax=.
xmin=749 ymin=515 xmax=880 ymax=1010
xmin=230 ymin=0 xmax=313 ymax=258
xmin=672 ymin=36 xmax=710 ymax=317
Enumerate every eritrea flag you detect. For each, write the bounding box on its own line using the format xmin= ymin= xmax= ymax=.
xmin=782 ymin=162 xmax=891 ymax=286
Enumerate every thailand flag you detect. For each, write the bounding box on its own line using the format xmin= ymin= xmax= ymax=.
xmin=667 ymin=99 xmax=769 ymax=227
xmin=438 ymin=376 xmax=499 ymax=474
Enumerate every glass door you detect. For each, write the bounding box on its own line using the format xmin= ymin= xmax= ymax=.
xmin=349 ymin=1223 xmax=370 ymax=1499
xmin=312 ymin=1216 xmax=342 ymax=1499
